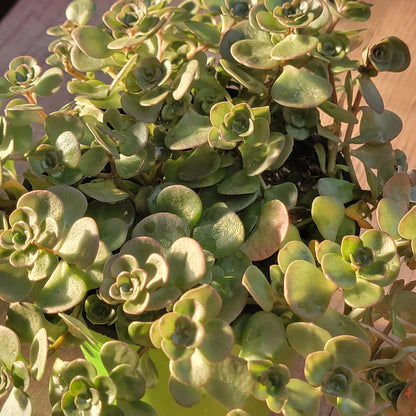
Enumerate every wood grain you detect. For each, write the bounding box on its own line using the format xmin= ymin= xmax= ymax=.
xmin=0 ymin=1 xmax=415 ymax=415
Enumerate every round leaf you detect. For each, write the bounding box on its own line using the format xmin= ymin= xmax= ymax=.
xmin=37 ymin=261 xmax=87 ymax=313
xmin=72 ymin=25 xmax=115 ymax=59
xmin=271 ymin=34 xmax=319 ymax=60
xmin=337 ymin=382 xmax=375 ymax=416
xmin=198 ymin=319 xmax=234 ymax=363
xmin=278 ymin=240 xmax=315 ymax=273
xmin=324 ymin=335 xmax=370 ymax=371
xmin=101 ymin=341 xmax=139 ymax=373
xmin=132 ymin=212 xmax=188 ymax=249
xmin=239 ymin=311 xmax=285 ymax=361
xmin=166 ymin=237 xmax=206 ymax=290
xmin=156 ymin=185 xmax=203 ymax=229
xmin=321 ymin=253 xmax=356 ymax=288
xmin=240 ymin=199 xmax=289 ymax=261
xmin=164 ymin=110 xmax=211 ymax=150
xmin=272 ymin=65 xmax=332 ymax=108
xmin=343 ymin=277 xmax=384 ymax=308
xmin=78 ymin=179 xmax=129 ymax=203
xmin=29 ymin=328 xmax=48 ymax=381
xmin=231 ymin=39 xmax=277 ymax=69
xmin=284 ymin=260 xmax=335 ymax=321
xmin=0 ymin=325 xmax=21 ymax=369
xmin=55 ymin=217 xmax=99 ymax=269
xmin=192 ymin=203 xmax=245 ymax=258
xmin=242 ymin=265 xmax=274 ymax=312
xmin=286 ymin=322 xmax=332 ymax=358
xmin=398 ymin=204 xmax=416 ymax=240
xmin=311 ymin=195 xmax=345 ymax=241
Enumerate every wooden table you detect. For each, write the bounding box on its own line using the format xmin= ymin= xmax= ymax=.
xmin=0 ymin=1 xmax=415 ymax=415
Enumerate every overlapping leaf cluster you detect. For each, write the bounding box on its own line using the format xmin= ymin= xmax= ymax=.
xmin=0 ymin=0 xmax=415 ymax=415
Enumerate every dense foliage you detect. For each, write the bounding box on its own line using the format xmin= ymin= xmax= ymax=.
xmin=0 ymin=0 xmax=415 ymax=415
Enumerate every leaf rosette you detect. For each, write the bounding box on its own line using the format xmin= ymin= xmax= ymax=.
xmin=103 ymin=0 xmax=159 ymax=38
xmin=364 ymin=36 xmax=411 ymax=73
xmin=320 ymin=229 xmax=400 ymax=308
xmin=100 ymin=236 xmax=175 ymax=315
xmin=248 ymin=359 xmax=290 ymax=413
xmin=150 ymin=285 xmax=234 ymax=388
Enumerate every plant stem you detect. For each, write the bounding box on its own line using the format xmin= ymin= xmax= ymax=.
xmin=23 ymin=91 xmax=47 ymax=120
xmin=341 ymin=89 xmax=362 ymax=186
xmin=48 ymin=330 xmax=70 ymax=356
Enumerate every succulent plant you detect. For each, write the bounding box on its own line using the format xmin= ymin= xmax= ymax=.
xmin=0 ymin=0 xmax=415 ymax=415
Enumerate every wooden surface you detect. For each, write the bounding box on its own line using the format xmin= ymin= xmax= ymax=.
xmin=0 ymin=1 xmax=415 ymax=415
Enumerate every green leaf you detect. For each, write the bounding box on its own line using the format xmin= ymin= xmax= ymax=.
xmin=121 ymin=92 xmax=162 ymax=123
xmin=66 ymin=0 xmax=96 ymax=25
xmin=17 ymin=189 xmax=64 ymax=223
xmin=58 ymin=312 xmax=98 ymax=345
xmin=271 ymin=34 xmax=319 ymax=60
xmin=240 ymin=199 xmax=289 ymax=261
xmin=356 ymin=76 xmax=384 ymax=114
xmin=132 ymin=212 xmax=188 ymax=249
xmin=169 ymin=376 xmax=204 ymax=408
xmin=78 ymin=179 xmax=129 ymax=203
xmin=110 ymin=364 xmax=146 ymax=401
xmin=337 ymin=382 xmax=375 ymax=416
xmin=164 ymin=110 xmax=211 ymax=150
xmin=239 ymin=311 xmax=285 ymax=361
xmin=324 ymin=335 xmax=371 ymax=371
xmin=198 ymin=319 xmax=234 ymax=363
xmin=192 ymin=203 xmax=245 ymax=258
xmin=0 ymin=387 xmax=32 ymax=416
xmin=278 ymin=240 xmax=315 ymax=273
xmin=0 ymin=263 xmax=33 ymax=302
xmin=231 ymin=39 xmax=277 ymax=69
xmin=242 ymin=265 xmax=274 ymax=312
xmin=398 ymin=204 xmax=416 ymax=240
xmin=317 ymin=178 xmax=358 ymax=204
xmin=49 ymin=184 xmax=88 ymax=225
xmin=72 ymin=25 xmax=115 ymax=59
xmin=304 ymin=350 xmax=334 ymax=386
xmin=286 ymin=322 xmax=332 ymax=358
xmin=311 ymin=195 xmax=345 ymax=241
xmin=172 ymin=59 xmax=199 ymax=101
xmin=170 ymin=350 xmax=212 ymax=388
xmin=0 ymin=325 xmax=21 ymax=369
xmin=240 ymin=132 xmax=287 ymax=176
xmin=321 ymin=253 xmax=356 ymax=288
xmin=272 ymin=65 xmax=332 ymax=108
xmin=185 ymin=20 xmax=221 ymax=45
xmin=55 ymin=216 xmax=99 ymax=269
xmin=284 ymin=260 xmax=335 ymax=321
xmin=217 ymin=170 xmax=260 ymax=195
xmin=166 ymin=237 xmax=206 ymax=290
xmin=155 ymin=184 xmax=202 ymax=229
xmin=34 ymin=67 xmax=63 ymax=96
xmin=356 ymin=107 xmax=403 ymax=145
xmin=343 ymin=277 xmax=384 ymax=308
xmin=54 ymin=131 xmax=82 ymax=168
xmin=37 ymin=261 xmax=87 ymax=313
xmin=101 ymin=340 xmax=139 ymax=373
xmin=319 ymin=101 xmax=358 ymax=124
xmin=78 ymin=147 xmax=108 ymax=177
xmin=282 ymin=379 xmax=321 ymax=416
xmin=203 ymin=354 xmax=253 ymax=410
xmin=29 ymin=328 xmax=48 ymax=381
xmin=220 ymin=59 xmax=266 ymax=95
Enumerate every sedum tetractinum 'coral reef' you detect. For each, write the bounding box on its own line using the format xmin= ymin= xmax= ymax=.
xmin=0 ymin=0 xmax=415 ymax=415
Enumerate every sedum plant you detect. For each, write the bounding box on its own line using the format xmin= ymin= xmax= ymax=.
xmin=0 ymin=0 xmax=415 ymax=415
